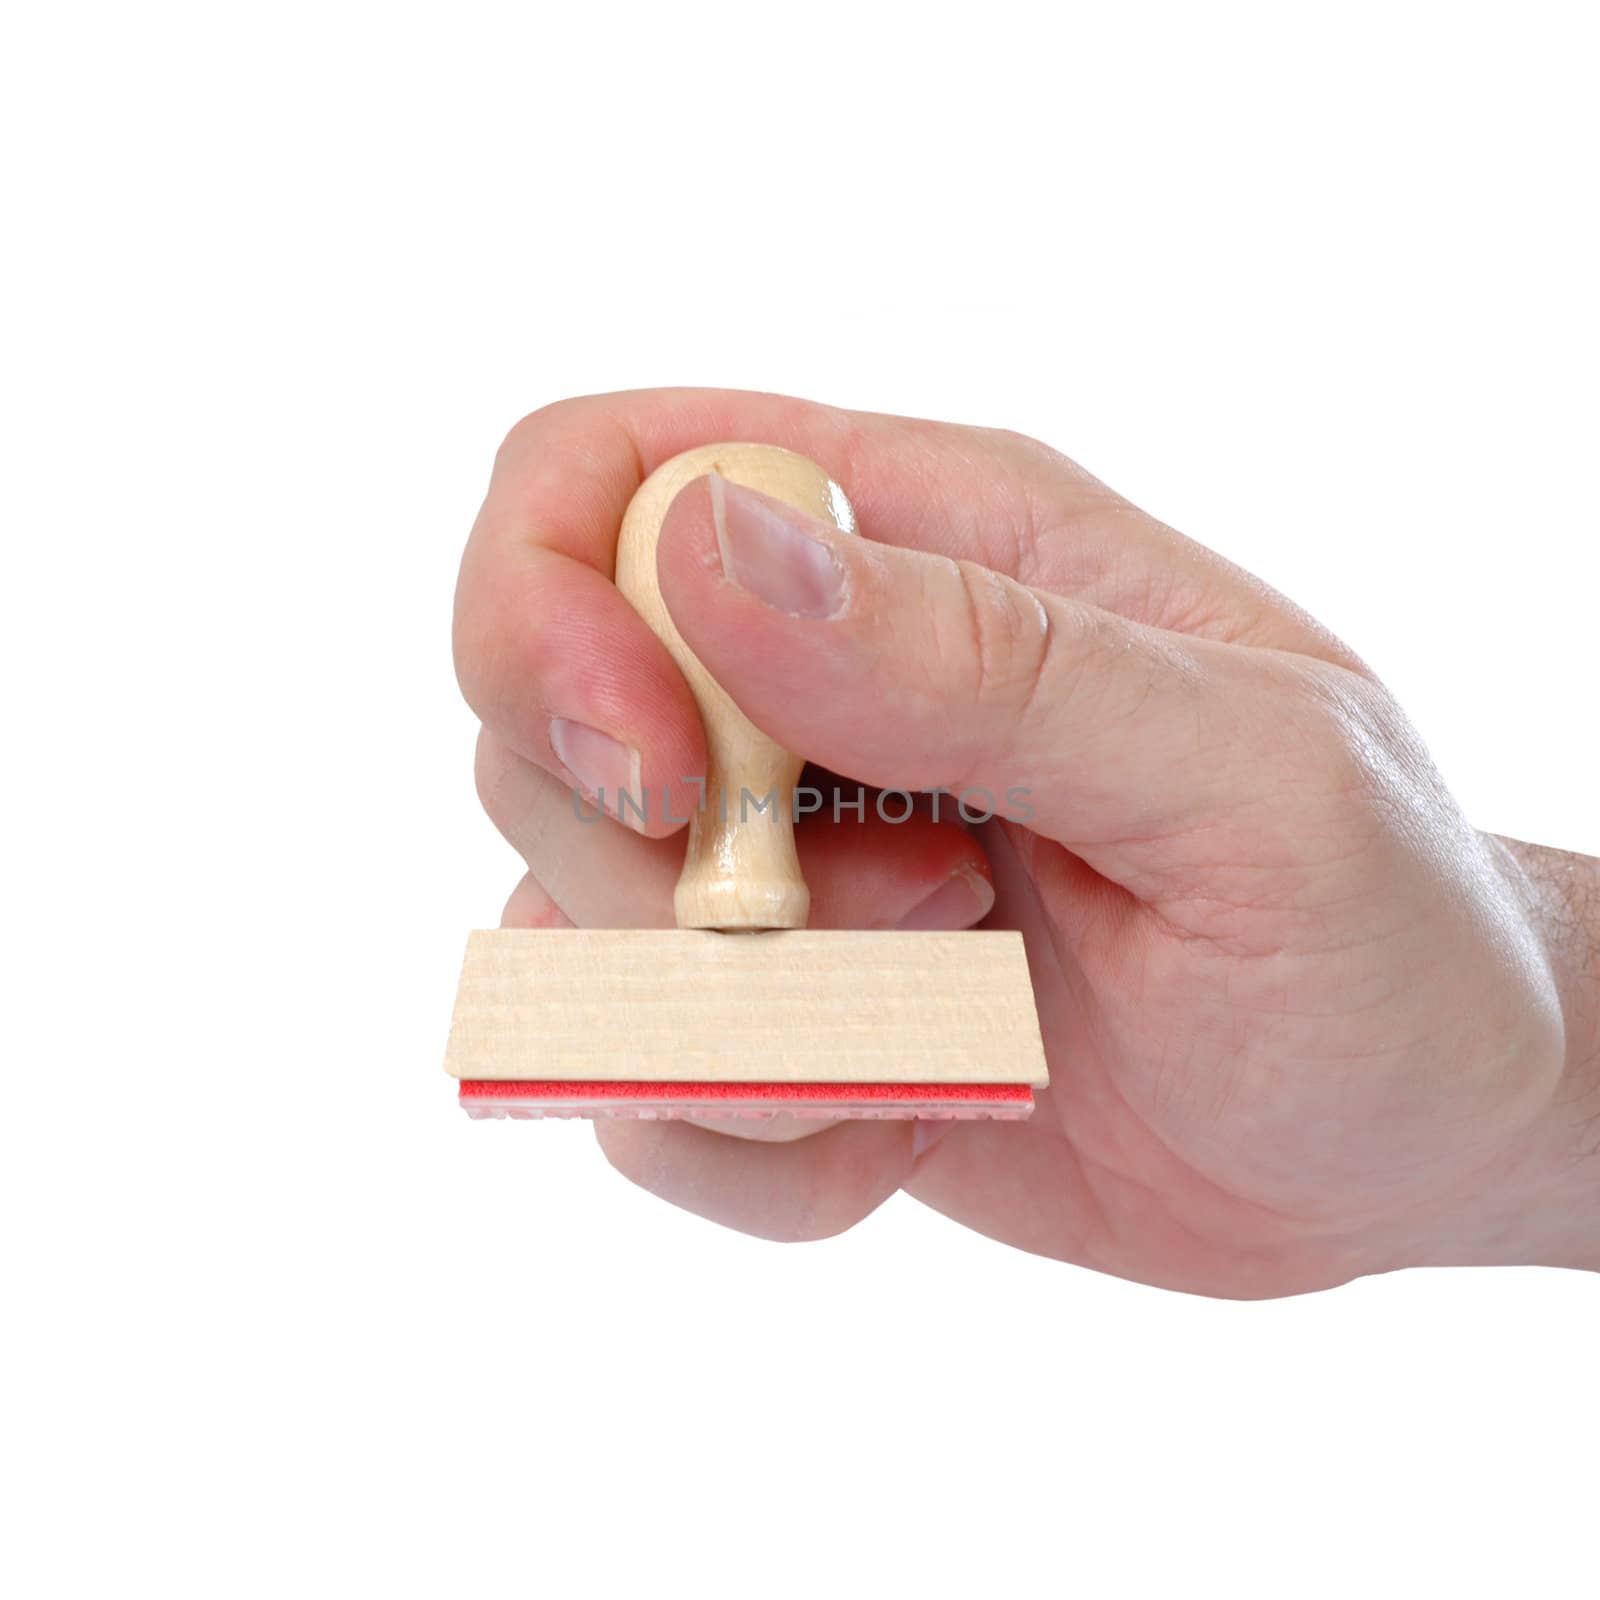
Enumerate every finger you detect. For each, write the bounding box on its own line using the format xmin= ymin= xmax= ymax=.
xmin=454 ymin=536 xmax=704 ymax=837
xmin=595 ymin=1117 xmax=919 ymax=1242
xmin=455 ymin=389 xmax=1075 ymax=834
xmin=454 ymin=390 xmax=1358 ymax=840
xmin=899 ymin=1112 xmax=1099 ymax=1265
xmin=498 ymin=871 xmax=573 ymax=930
xmin=658 ymin=473 xmax=1325 ymax=900
xmin=476 ymin=729 xmax=996 ymax=932
xmin=480 ymin=388 xmax=1357 ymax=659
xmin=470 ymin=386 xmax=1105 ymax=582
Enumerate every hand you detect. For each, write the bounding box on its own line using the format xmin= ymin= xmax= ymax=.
xmin=453 ymin=388 xmax=1600 ymax=1297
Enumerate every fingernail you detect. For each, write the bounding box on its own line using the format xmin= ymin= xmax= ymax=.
xmin=549 ymin=717 xmax=645 ymax=832
xmin=893 ymin=865 xmax=995 ymax=930
xmin=709 ymin=471 xmax=845 ymax=619
xmin=912 ymin=1119 xmax=953 ymax=1161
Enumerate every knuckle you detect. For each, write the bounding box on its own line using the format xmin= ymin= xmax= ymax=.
xmin=981 ymin=422 xmax=1052 ymax=462
xmin=492 ymin=396 xmax=581 ymax=471
xmin=953 ymin=560 xmax=1054 ymax=730
xmin=980 ymin=424 xmax=1092 ymax=497
xmin=981 ymin=423 xmax=1044 ymax=453
xmin=1280 ymin=663 xmax=1413 ymax=814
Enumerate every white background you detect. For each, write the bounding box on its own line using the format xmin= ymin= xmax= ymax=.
xmin=4 ymin=3 xmax=1596 ymax=1595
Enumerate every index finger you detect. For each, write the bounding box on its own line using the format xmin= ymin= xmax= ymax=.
xmin=452 ymin=385 xmax=1075 ymax=835
xmin=451 ymin=386 xmax=1357 ymax=835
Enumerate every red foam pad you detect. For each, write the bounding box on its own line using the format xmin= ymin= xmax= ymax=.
xmin=458 ymin=1080 xmax=1035 ymax=1122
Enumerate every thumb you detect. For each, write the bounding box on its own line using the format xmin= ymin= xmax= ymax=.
xmin=656 ymin=472 xmax=1312 ymax=898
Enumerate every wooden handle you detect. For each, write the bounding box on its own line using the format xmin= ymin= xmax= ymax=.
xmin=614 ymin=442 xmax=857 ymax=931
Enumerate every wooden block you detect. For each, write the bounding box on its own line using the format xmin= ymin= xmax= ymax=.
xmin=444 ymin=929 xmax=1049 ymax=1086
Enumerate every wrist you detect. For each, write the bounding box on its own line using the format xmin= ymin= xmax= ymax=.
xmin=1466 ymin=834 xmax=1600 ymax=1271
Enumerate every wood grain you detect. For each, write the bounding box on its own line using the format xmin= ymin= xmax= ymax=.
xmin=444 ymin=929 xmax=1049 ymax=1085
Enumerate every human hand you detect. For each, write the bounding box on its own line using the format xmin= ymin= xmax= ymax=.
xmin=453 ymin=388 xmax=1600 ymax=1296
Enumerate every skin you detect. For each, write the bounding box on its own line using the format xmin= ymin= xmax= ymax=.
xmin=453 ymin=386 xmax=1600 ymax=1298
